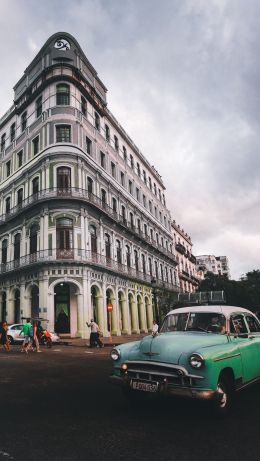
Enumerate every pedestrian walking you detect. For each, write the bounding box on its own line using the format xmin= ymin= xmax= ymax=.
xmin=20 ymin=318 xmax=32 ymax=353
xmin=32 ymin=320 xmax=42 ymax=352
xmin=0 ymin=321 xmax=10 ymax=352
xmin=152 ymin=320 xmax=159 ymax=337
xmin=86 ymin=319 xmax=103 ymax=347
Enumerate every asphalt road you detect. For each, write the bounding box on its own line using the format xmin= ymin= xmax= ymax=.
xmin=0 ymin=345 xmax=260 ymax=461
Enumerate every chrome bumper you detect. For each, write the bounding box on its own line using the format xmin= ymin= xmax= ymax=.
xmin=109 ymin=375 xmax=217 ymax=401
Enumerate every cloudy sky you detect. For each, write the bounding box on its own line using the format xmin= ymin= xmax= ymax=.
xmin=0 ymin=0 xmax=259 ymax=280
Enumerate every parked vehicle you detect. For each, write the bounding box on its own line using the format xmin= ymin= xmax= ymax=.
xmin=7 ymin=323 xmax=60 ymax=345
xmin=110 ymin=305 xmax=260 ymax=414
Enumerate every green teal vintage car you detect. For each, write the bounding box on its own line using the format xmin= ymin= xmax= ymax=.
xmin=110 ymin=306 xmax=260 ymax=413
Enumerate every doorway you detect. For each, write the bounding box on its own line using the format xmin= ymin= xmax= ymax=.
xmin=54 ymin=283 xmax=70 ymax=333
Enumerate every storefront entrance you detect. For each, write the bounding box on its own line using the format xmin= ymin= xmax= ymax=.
xmin=54 ymin=283 xmax=70 ymax=333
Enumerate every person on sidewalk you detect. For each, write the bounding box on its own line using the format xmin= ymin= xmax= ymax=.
xmin=152 ymin=320 xmax=159 ymax=337
xmin=20 ymin=318 xmax=32 ymax=353
xmin=86 ymin=319 xmax=103 ymax=348
xmin=0 ymin=321 xmax=10 ymax=352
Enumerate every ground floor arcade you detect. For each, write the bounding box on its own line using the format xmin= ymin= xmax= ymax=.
xmin=0 ymin=266 xmax=155 ymax=338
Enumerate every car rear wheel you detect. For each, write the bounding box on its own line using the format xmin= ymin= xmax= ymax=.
xmin=7 ymin=335 xmax=14 ymax=345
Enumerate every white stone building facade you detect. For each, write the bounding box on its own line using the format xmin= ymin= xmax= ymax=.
xmin=171 ymin=221 xmax=199 ymax=293
xmin=196 ymin=255 xmax=230 ymax=279
xmin=0 ymin=33 xmax=180 ymax=338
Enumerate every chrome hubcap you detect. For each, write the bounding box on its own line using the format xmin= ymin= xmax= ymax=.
xmin=217 ymin=384 xmax=227 ymax=408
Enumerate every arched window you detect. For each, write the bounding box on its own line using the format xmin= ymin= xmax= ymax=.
xmin=17 ymin=188 xmax=23 ymax=206
xmin=57 ymin=167 xmax=71 ymax=190
xmin=129 ymin=212 xmax=134 ymax=229
xmin=81 ymin=96 xmax=87 ymax=115
xmin=112 ymin=198 xmax=117 ymax=213
xmin=101 ymin=189 xmax=106 ymax=208
xmin=155 ymin=261 xmax=158 ymax=279
xmin=5 ymin=197 xmax=11 ymax=214
xmin=116 ymin=240 xmax=122 ymax=264
xmin=105 ymin=233 xmax=111 ymax=259
xmin=134 ymin=249 xmax=138 ymax=271
xmin=56 ymin=84 xmax=70 ymax=105
xmin=32 ymin=177 xmax=39 ymax=195
xmin=148 ymin=257 xmax=152 ymax=276
xmin=1 ymin=239 xmax=8 ymax=265
xmin=30 ymin=225 xmax=38 ymax=255
xmin=1 ymin=292 xmax=7 ymax=321
xmin=160 ymin=264 xmax=164 ymax=281
xmin=126 ymin=245 xmax=131 ymax=268
xmin=56 ymin=218 xmax=73 ymax=259
xmin=14 ymin=233 xmax=21 ymax=264
xmin=90 ymin=225 xmax=97 ymax=254
xmin=87 ymin=177 xmax=93 ymax=194
xmin=141 ymin=254 xmax=146 ymax=274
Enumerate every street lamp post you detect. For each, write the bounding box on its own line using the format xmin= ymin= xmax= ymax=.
xmin=151 ymin=277 xmax=160 ymax=325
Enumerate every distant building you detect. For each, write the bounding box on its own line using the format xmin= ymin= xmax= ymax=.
xmin=171 ymin=221 xmax=199 ymax=293
xmin=196 ymin=255 xmax=230 ymax=279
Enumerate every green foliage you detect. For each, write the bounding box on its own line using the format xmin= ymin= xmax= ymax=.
xmin=199 ymin=270 xmax=260 ymax=311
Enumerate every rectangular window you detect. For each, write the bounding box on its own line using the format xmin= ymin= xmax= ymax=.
xmin=114 ymin=135 xmax=119 ymax=151
xmin=149 ymin=200 xmax=152 ymax=212
xmin=149 ymin=177 xmax=152 ymax=190
xmin=10 ymin=123 xmax=16 ymax=142
xmin=21 ymin=112 xmax=27 ymax=132
xmin=105 ymin=124 xmax=110 ymax=142
xmin=100 ymin=151 xmax=106 ymax=168
xmin=86 ymin=136 xmax=92 ymax=155
xmin=56 ymin=125 xmax=71 ymax=143
xmin=36 ymin=96 xmax=42 ymax=118
xmin=32 ymin=136 xmax=39 ymax=155
xmin=81 ymin=96 xmax=87 ymax=116
xmin=120 ymin=172 xmax=125 ymax=186
xmin=56 ymin=84 xmax=70 ymax=105
xmin=95 ymin=112 xmax=100 ymax=131
xmin=137 ymin=162 xmax=140 ymax=177
xmin=111 ymin=161 xmax=116 ymax=178
xmin=143 ymin=194 xmax=146 ymax=207
xmin=136 ymin=188 xmax=139 ymax=201
xmin=129 ymin=180 xmax=133 ymax=194
xmin=6 ymin=161 xmax=11 ymax=177
xmin=17 ymin=150 xmax=23 ymax=168
xmin=0 ymin=133 xmax=6 ymax=152
xmin=130 ymin=154 xmax=134 ymax=169
xmin=154 ymin=183 xmax=157 ymax=195
xmin=123 ymin=146 xmax=127 ymax=161
xmin=143 ymin=170 xmax=147 ymax=184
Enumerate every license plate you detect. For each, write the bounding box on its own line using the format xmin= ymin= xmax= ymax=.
xmin=131 ymin=380 xmax=158 ymax=393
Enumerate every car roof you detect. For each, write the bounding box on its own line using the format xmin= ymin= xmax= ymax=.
xmin=166 ymin=305 xmax=254 ymax=317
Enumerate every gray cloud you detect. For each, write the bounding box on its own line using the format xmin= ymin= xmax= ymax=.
xmin=0 ymin=0 xmax=259 ymax=279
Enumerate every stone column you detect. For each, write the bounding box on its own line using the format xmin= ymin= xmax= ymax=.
xmin=6 ymin=288 xmax=14 ymax=324
xmin=146 ymin=297 xmax=153 ymax=332
xmin=121 ymin=296 xmax=128 ymax=334
xmin=138 ymin=297 xmax=146 ymax=333
xmin=76 ymin=293 xmax=84 ymax=337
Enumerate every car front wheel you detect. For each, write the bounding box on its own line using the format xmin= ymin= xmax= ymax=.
xmin=7 ymin=335 xmax=14 ymax=345
xmin=213 ymin=376 xmax=233 ymax=416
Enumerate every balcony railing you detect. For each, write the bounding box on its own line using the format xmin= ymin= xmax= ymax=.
xmin=0 ymin=187 xmax=177 ymax=264
xmin=0 ymin=248 xmax=180 ymax=292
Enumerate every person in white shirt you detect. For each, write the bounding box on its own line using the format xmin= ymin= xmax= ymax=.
xmin=152 ymin=320 xmax=159 ymax=337
xmin=86 ymin=319 xmax=103 ymax=347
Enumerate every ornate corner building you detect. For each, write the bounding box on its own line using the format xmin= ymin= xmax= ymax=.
xmin=171 ymin=221 xmax=199 ymax=293
xmin=0 ymin=33 xmax=180 ymax=338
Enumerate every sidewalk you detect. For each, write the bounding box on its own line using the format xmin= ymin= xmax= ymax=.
xmin=59 ymin=333 xmax=148 ymax=348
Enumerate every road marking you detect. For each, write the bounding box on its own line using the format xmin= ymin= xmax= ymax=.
xmin=84 ymin=351 xmax=94 ymax=354
xmin=53 ymin=349 xmax=61 ymax=352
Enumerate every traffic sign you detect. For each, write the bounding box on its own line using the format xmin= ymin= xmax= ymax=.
xmin=107 ymin=303 xmax=113 ymax=312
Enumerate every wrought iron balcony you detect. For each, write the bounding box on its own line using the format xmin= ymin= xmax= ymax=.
xmin=0 ymin=248 xmax=180 ymax=292
xmin=175 ymin=243 xmax=186 ymax=255
xmin=0 ymin=187 xmax=177 ymax=264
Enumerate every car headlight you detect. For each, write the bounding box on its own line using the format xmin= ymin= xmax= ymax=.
xmin=111 ymin=348 xmax=121 ymax=361
xmin=189 ymin=353 xmax=204 ymax=369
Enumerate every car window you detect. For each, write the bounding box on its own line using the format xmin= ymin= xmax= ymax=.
xmin=160 ymin=313 xmax=189 ymax=332
xmin=245 ymin=315 xmax=260 ymax=333
xmin=230 ymin=314 xmax=248 ymax=335
xmin=12 ymin=325 xmax=22 ymax=330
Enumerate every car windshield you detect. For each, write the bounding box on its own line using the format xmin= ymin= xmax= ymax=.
xmin=160 ymin=312 xmax=226 ymax=334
